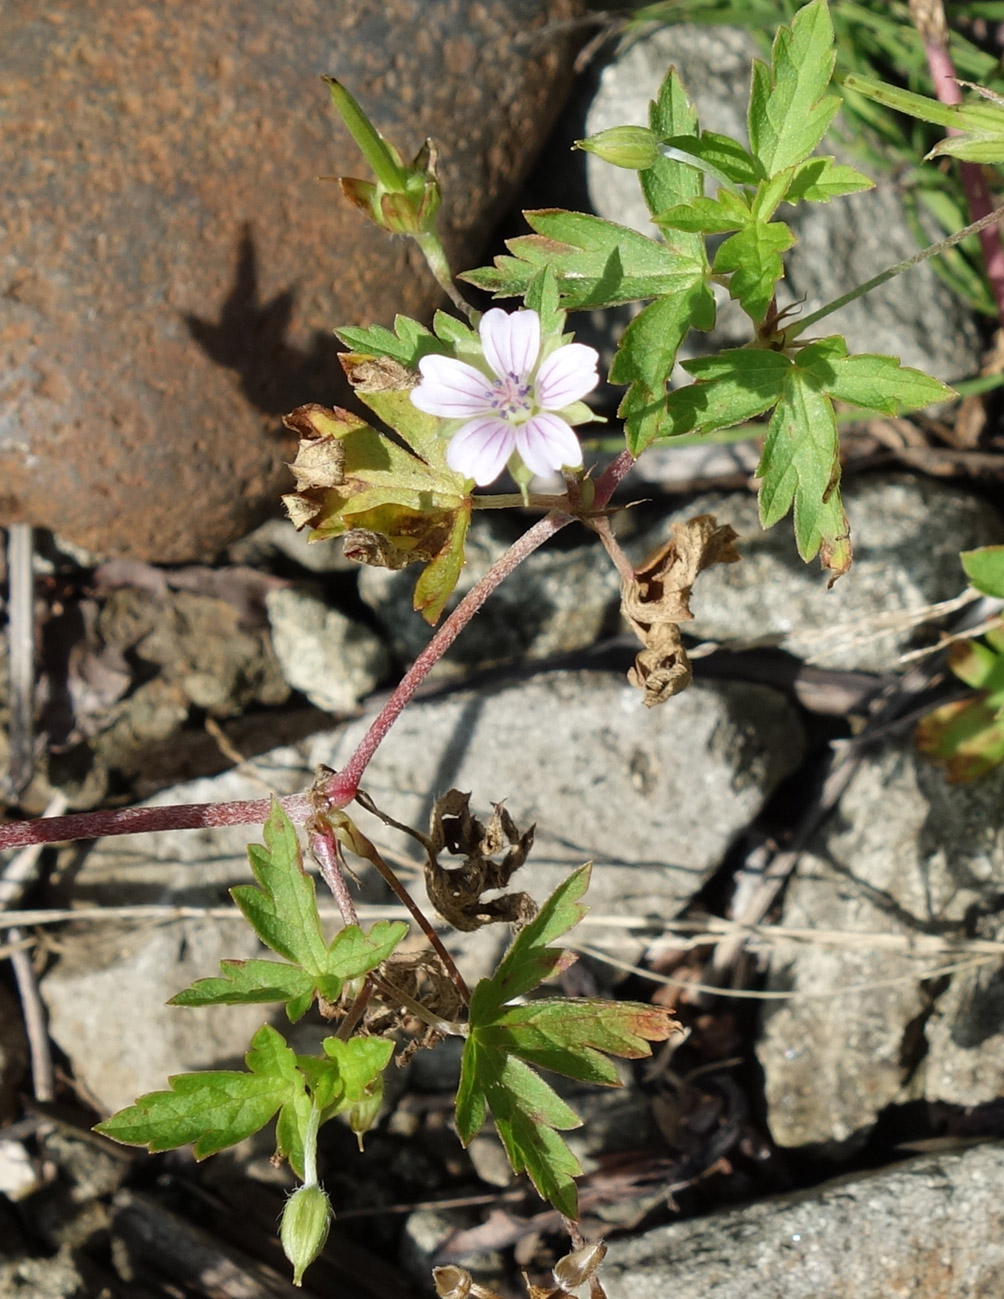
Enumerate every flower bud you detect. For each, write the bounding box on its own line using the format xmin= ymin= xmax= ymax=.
xmin=280 ymin=1184 xmax=332 ymax=1287
xmin=574 ymin=125 xmax=660 ymax=170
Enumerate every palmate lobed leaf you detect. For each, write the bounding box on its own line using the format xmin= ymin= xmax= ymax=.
xmin=95 ymin=1024 xmax=302 ymax=1160
xmin=456 ymin=866 xmax=681 ymax=1219
xmin=171 ymin=919 xmax=408 ymax=1023
xmin=748 ymin=0 xmax=841 ymax=177
xmin=173 ymin=803 xmax=408 ymax=1021
xmin=461 ymin=209 xmax=707 ymax=310
xmin=713 ymin=220 xmax=795 ymax=323
xmin=662 ymin=338 xmax=954 ymax=579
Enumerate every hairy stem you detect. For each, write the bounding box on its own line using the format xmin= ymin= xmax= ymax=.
xmin=0 ymin=793 xmax=315 ymax=852
xmin=909 ymin=0 xmax=1004 ymax=324
xmin=323 ymin=508 xmax=573 ymax=806
xmin=0 ymin=451 xmax=640 ymax=855
xmin=309 ymin=820 xmax=359 ymax=926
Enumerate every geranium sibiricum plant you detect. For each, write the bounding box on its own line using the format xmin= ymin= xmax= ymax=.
xmin=410 ymin=306 xmax=599 ymax=486
xmin=2 ymin=2 xmax=995 ymax=1292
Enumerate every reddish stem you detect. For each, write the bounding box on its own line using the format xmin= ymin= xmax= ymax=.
xmin=323 ymin=507 xmax=573 ymax=805
xmin=0 ymin=793 xmax=314 ymax=852
xmin=0 ymin=450 xmax=642 ymax=854
xmin=918 ymin=13 xmax=1004 ymax=323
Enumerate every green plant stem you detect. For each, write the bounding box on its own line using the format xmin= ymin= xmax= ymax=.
xmin=790 ymin=199 xmax=1004 ymax=337
xmin=302 ymin=1101 xmax=322 ymax=1187
xmin=413 ymin=232 xmax=476 ymax=320
xmin=308 ymin=821 xmax=358 ymax=926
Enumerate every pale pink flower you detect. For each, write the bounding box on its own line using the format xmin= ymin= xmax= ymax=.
xmin=410 ymin=308 xmax=599 ymax=485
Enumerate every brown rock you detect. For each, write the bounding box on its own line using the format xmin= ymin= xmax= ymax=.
xmin=0 ymin=0 xmax=583 ymax=560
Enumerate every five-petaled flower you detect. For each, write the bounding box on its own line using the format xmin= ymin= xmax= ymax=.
xmin=410 ymin=308 xmax=599 ymax=486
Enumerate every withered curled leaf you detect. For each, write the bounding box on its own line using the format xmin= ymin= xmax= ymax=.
xmin=280 ymin=384 xmax=471 ymax=623
xmin=424 ymin=789 xmax=536 ymax=932
xmin=622 ymin=514 xmax=740 ymax=708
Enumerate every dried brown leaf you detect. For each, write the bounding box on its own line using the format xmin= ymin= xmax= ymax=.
xmin=622 ymin=514 xmax=740 ymax=707
xmin=424 ymin=790 xmax=536 ymax=932
xmin=282 ymin=404 xmax=348 ymax=491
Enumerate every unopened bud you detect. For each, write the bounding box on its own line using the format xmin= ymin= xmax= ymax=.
xmin=280 ymin=1184 xmax=332 ymax=1287
xmin=574 ymin=125 xmax=660 ymax=170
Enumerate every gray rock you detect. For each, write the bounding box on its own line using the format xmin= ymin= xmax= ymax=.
xmin=631 ymin=476 xmax=1004 ymax=671
xmin=358 ymin=516 xmax=622 ymax=672
xmin=265 ymin=587 xmax=390 ymax=713
xmin=227 ymin=517 xmax=355 ymax=575
xmin=599 ymin=1141 xmax=1004 ymax=1299
xmin=584 ymin=24 xmax=980 ymax=380
xmin=44 ymin=671 xmax=801 ymax=1114
xmin=313 ymin=672 xmax=805 ymax=974
xmin=757 ymin=742 xmax=1004 ymax=1151
xmin=0 ymin=1248 xmax=88 ymax=1299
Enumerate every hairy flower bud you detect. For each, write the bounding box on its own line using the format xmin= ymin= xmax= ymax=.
xmin=574 ymin=125 xmax=660 ymax=170
xmin=280 ymin=1184 xmax=332 ymax=1287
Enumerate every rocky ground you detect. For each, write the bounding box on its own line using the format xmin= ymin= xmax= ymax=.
xmin=4 ymin=11 xmax=1004 ymax=1299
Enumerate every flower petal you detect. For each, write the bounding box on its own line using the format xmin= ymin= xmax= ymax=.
xmin=411 ymin=355 xmax=494 ymax=417
xmin=479 ymin=308 xmax=540 ymax=381
xmin=515 ymin=412 xmax=583 ymax=477
xmin=447 ymin=417 xmax=517 ymax=485
xmin=534 ymin=342 xmax=599 ymax=410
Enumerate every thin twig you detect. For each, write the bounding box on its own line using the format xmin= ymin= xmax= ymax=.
xmin=8 ymin=929 xmax=54 ymax=1102
xmin=5 ymin=524 xmax=35 ymax=799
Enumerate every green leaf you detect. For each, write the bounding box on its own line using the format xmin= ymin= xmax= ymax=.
xmin=322 ymin=1037 xmax=396 ymax=1103
xmin=461 ymin=209 xmax=707 ymax=309
xmin=658 ymin=131 xmax=761 ymax=190
xmin=233 ymin=800 xmax=328 ymax=971
xmin=170 ymin=959 xmax=317 ymax=1022
xmin=474 ymin=865 xmax=593 ymax=1020
xmin=748 ymin=0 xmax=841 ymax=176
xmin=609 ymin=285 xmax=716 ymax=454
xmin=327 ymin=919 xmax=410 ymax=979
xmin=654 ymin=191 xmax=752 ymax=235
xmin=484 ymin=999 xmax=678 ymax=1086
xmin=713 ymin=220 xmax=795 ymax=322
xmin=783 ymin=156 xmax=874 ymax=204
xmin=962 ymin=546 xmax=1004 ymax=599
xmin=641 ymin=69 xmax=703 ymax=217
xmin=95 ymin=1024 xmax=302 ymax=1160
xmin=455 ymin=867 xmax=680 ymax=1218
xmin=822 ymin=352 xmax=955 ymax=414
xmin=457 ymin=1046 xmax=583 ymax=1220
xmin=177 ymin=804 xmax=407 ymax=1021
xmin=663 ymin=348 xmax=790 ymax=438
xmin=522 ymin=263 xmax=566 ymax=339
xmin=334 ymin=314 xmax=440 ymax=368
xmin=296 ymin=1037 xmax=395 ymax=1117
xmin=757 ymin=353 xmax=850 ymax=576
